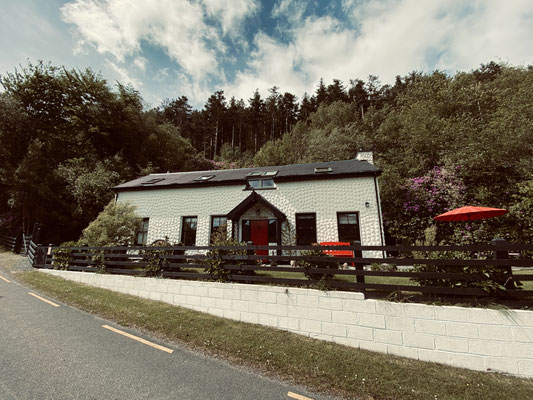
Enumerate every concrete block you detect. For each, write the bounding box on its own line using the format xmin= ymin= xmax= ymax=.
xmin=468 ymin=309 xmax=512 ymax=325
xmin=308 ymin=308 xmax=332 ymax=322
xmin=414 ymin=319 xmax=447 ymax=335
xmin=166 ymin=282 xmax=182 ymax=294
xmin=222 ymin=288 xmax=240 ymax=300
xmin=418 ymin=349 xmax=452 ymax=365
xmin=278 ymin=317 xmax=299 ymax=331
xmin=318 ymin=297 xmax=343 ymax=310
xmin=468 ymin=340 xmax=502 ymax=356
xmin=231 ymin=299 xmax=250 ymax=312
xmin=240 ymin=289 xmax=258 ymax=301
xmin=208 ymin=308 xmax=224 ymax=317
xmin=502 ymin=342 xmax=533 ymax=358
xmin=511 ymin=327 xmax=533 ymax=343
xmin=265 ymin=303 xmax=288 ymax=317
xmin=375 ymin=301 xmax=404 ymax=316
xmin=403 ymin=333 xmax=435 ymax=350
xmin=448 ymin=353 xmax=484 ymax=371
xmin=359 ymin=340 xmax=387 ymax=354
xmin=514 ymin=311 xmax=533 ymax=327
xmin=347 ymin=326 xmax=374 ymax=341
xmin=357 ymin=313 xmax=386 ymax=329
xmin=478 ymin=325 xmax=512 ymax=341
xmin=223 ymin=310 xmax=241 ymax=321
xmin=186 ymin=296 xmax=201 ymax=306
xmin=435 ymin=336 xmax=468 ymax=353
xmin=297 ymin=295 xmax=319 ymax=308
xmin=334 ymin=337 xmax=360 ymax=349
xmin=276 ymin=293 xmax=290 ymax=305
xmin=240 ymin=312 xmax=259 ymax=324
xmin=200 ymin=297 xmax=217 ymax=308
xmin=321 ymin=322 xmax=347 ymax=337
xmin=404 ymin=304 xmax=435 ymax=320
xmin=287 ymin=305 xmax=309 ymax=319
xmin=342 ymin=299 xmax=376 ymax=314
xmin=309 ymin=333 xmax=333 ymax=341
xmin=213 ymin=298 xmax=232 ymax=309
xmin=374 ymin=329 xmax=403 ymax=345
xmin=332 ymin=310 xmax=356 ymax=325
xmin=257 ymin=291 xmax=277 ymax=303
xmin=299 ymin=319 xmax=322 ymax=334
xmin=485 ymin=357 xmax=519 ymax=375
xmin=435 ymin=306 xmax=469 ymax=322
xmin=328 ymin=291 xmax=365 ymax=300
xmin=518 ymin=360 xmax=533 ymax=377
xmin=445 ymin=322 xmax=478 ymax=338
xmin=160 ymin=293 xmax=174 ymax=304
xmin=385 ymin=316 xmax=415 ymax=333
xmin=258 ymin=314 xmax=279 ymax=327
xmin=387 ymin=344 xmax=418 ymax=359
xmin=208 ymin=287 xmax=224 ymax=298
xmin=172 ymin=293 xmax=187 ymax=305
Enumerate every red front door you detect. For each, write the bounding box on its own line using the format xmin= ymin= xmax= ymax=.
xmin=250 ymin=220 xmax=269 ymax=256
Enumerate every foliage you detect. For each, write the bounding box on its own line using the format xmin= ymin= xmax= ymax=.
xmin=296 ymin=245 xmax=339 ymax=281
xmin=204 ymin=224 xmax=249 ymax=281
xmin=79 ymin=201 xmax=141 ymax=247
xmin=141 ymin=239 xmax=184 ymax=277
xmin=52 ymin=240 xmax=78 ymax=270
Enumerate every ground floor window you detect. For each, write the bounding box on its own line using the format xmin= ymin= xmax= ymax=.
xmin=337 ymin=212 xmax=360 ymax=243
xmin=181 ymin=216 xmax=198 ymax=246
xmin=135 ymin=218 xmax=149 ymax=245
xmin=295 ymin=213 xmax=317 ymax=245
xmin=210 ymin=216 xmax=227 ymax=243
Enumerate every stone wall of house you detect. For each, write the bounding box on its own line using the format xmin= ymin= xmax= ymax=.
xmin=116 ymin=176 xmax=385 ymax=249
xmin=42 ymin=269 xmax=533 ymax=378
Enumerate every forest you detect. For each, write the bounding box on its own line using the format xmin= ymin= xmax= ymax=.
xmin=0 ymin=61 xmax=531 ymax=244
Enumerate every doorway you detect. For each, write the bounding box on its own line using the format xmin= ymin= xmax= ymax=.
xmin=250 ymin=220 xmax=269 ymax=256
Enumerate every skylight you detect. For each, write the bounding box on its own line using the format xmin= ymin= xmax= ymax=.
xmin=314 ymin=167 xmax=333 ymax=173
xmin=193 ymin=175 xmax=215 ymax=182
xmin=141 ymin=178 xmax=164 ymax=185
xmin=262 ymin=171 xmax=278 ymax=177
xmin=246 ymin=171 xmax=263 ymax=177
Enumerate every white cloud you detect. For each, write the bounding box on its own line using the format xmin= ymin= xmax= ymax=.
xmin=272 ymin=0 xmax=307 ymax=25
xmin=133 ymin=56 xmax=148 ymax=71
xmin=203 ymin=0 xmax=260 ymax=36
xmin=106 ymin=60 xmax=142 ymax=87
xmin=225 ymin=0 xmax=533 ymax=101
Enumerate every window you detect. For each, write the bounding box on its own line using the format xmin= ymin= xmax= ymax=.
xmin=314 ymin=167 xmax=333 ymax=173
xmin=141 ymin=178 xmax=164 ymax=185
xmin=245 ymin=178 xmax=276 ymax=190
xmin=194 ymin=175 xmax=214 ymax=182
xmin=210 ymin=216 xmax=227 ymax=243
xmin=181 ymin=216 xmax=197 ymax=246
xmin=337 ymin=212 xmax=360 ymax=243
xmin=136 ymin=218 xmax=149 ymax=245
xmin=296 ymin=213 xmax=317 ymax=245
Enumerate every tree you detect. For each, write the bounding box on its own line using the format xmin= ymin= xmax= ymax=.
xmin=204 ymin=91 xmax=226 ymax=158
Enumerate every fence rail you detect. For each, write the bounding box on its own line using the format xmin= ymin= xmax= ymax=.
xmin=31 ymin=242 xmax=533 ymax=300
xmin=0 ymin=234 xmax=16 ymax=252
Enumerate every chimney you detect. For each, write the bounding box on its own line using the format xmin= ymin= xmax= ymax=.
xmin=355 ymin=151 xmax=373 ymax=165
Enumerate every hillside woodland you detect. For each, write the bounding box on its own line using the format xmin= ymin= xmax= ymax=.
xmin=0 ymin=61 xmax=531 ymax=244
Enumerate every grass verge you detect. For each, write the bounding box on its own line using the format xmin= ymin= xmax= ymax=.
xmin=16 ymin=270 xmax=533 ymax=400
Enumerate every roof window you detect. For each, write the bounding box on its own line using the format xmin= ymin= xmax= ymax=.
xmin=141 ymin=178 xmax=165 ymax=185
xmin=314 ymin=167 xmax=333 ymax=173
xmin=193 ymin=175 xmax=215 ymax=182
xmin=246 ymin=171 xmax=263 ymax=177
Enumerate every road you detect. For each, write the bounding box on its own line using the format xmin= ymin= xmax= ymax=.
xmin=0 ymin=269 xmax=337 ymax=400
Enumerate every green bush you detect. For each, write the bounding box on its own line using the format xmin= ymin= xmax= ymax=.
xmin=204 ymin=225 xmax=251 ymax=281
xmin=297 ymin=245 xmax=339 ymax=281
xmin=52 ymin=240 xmax=78 ymax=270
xmin=141 ymin=239 xmax=184 ymax=277
xmin=79 ymin=201 xmax=141 ymax=247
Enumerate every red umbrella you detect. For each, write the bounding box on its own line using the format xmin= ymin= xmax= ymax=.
xmin=434 ymin=206 xmax=508 ymax=221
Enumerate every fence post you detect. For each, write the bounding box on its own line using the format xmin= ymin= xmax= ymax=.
xmin=13 ymin=227 xmax=23 ymax=254
xmin=352 ymin=240 xmax=365 ymax=288
xmin=34 ymin=227 xmax=42 ymax=245
xmin=491 ymin=238 xmax=515 ymax=290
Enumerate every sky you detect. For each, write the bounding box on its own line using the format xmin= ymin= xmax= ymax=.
xmin=1 ymin=0 xmax=533 ymax=109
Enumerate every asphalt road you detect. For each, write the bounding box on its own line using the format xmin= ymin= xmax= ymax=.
xmin=0 ymin=269 xmax=338 ymax=400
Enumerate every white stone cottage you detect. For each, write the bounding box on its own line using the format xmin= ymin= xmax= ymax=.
xmin=113 ymin=153 xmax=385 ymax=250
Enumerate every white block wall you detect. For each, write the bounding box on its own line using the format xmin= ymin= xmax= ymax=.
xmin=42 ymin=270 xmax=533 ymax=379
xmin=116 ymin=176 xmax=385 ymax=249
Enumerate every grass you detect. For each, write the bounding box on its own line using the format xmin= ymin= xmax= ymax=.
xmin=14 ymin=269 xmax=533 ymax=400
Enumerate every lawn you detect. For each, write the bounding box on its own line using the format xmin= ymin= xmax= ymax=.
xmin=15 ymin=268 xmax=533 ymax=400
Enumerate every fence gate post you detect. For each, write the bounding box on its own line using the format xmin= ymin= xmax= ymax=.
xmin=352 ymin=240 xmax=365 ymax=288
xmin=13 ymin=227 xmax=23 ymax=254
xmin=491 ymin=238 xmax=515 ymax=290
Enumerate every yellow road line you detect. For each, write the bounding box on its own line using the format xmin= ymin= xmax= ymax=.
xmin=102 ymin=325 xmax=174 ymax=354
xmin=0 ymin=274 xmax=11 ymax=283
xmin=28 ymin=292 xmax=60 ymax=307
xmin=288 ymin=391 xmax=314 ymax=400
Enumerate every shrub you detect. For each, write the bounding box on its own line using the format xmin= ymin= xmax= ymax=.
xmin=52 ymin=240 xmax=78 ymax=270
xmin=79 ymin=201 xmax=141 ymax=247
xmin=297 ymin=245 xmax=339 ymax=281
xmin=204 ymin=224 xmax=251 ymax=281
xmin=141 ymin=239 xmax=184 ymax=277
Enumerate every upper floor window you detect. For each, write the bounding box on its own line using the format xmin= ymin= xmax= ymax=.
xmin=245 ymin=178 xmax=276 ymax=190
xmin=136 ymin=218 xmax=149 ymax=245
xmin=181 ymin=216 xmax=198 ymax=246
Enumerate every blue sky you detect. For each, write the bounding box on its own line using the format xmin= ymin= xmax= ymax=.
xmin=1 ymin=0 xmax=533 ymax=109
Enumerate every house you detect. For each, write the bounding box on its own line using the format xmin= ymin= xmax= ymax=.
xmin=113 ymin=152 xmax=385 ymax=252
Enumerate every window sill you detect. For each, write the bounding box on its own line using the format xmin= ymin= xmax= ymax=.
xmin=243 ymin=187 xmax=278 ymax=191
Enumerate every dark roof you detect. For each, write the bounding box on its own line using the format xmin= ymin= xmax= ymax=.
xmin=113 ymin=158 xmax=381 ymax=192
xmin=226 ymin=191 xmax=287 ymax=221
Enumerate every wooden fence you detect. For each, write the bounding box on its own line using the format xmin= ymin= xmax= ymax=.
xmin=0 ymin=233 xmax=16 ymax=252
xmin=32 ymin=242 xmax=533 ymax=300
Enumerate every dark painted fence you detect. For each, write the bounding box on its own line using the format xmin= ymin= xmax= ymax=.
xmin=0 ymin=233 xmax=16 ymax=252
xmin=31 ymin=242 xmax=533 ymax=300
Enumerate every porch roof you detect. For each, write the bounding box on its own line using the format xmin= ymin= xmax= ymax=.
xmin=226 ymin=191 xmax=287 ymax=222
